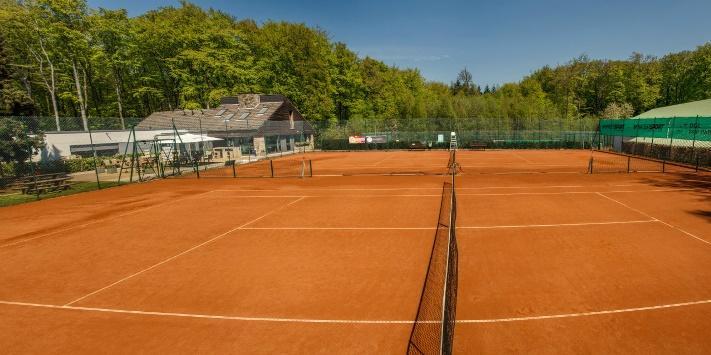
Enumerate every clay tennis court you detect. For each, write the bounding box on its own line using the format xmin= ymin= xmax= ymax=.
xmin=1 ymin=150 xmax=710 ymax=353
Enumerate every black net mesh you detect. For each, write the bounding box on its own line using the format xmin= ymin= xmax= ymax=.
xmin=407 ymin=177 xmax=458 ymax=355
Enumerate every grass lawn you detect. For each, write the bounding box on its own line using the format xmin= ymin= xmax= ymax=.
xmin=0 ymin=181 xmax=121 ymax=208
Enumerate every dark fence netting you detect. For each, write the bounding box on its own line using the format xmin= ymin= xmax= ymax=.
xmin=313 ymin=116 xmax=598 ymax=151
xmin=592 ymin=117 xmax=711 ymax=173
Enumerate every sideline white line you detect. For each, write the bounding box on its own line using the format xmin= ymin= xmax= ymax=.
xmin=460 ymin=299 xmax=711 ymax=323
xmin=63 ymin=197 xmax=307 ymax=306
xmin=596 ymin=192 xmax=711 ymax=246
xmin=2 ymin=298 xmax=710 ymax=324
xmin=511 ymin=152 xmax=535 ymax=164
xmin=0 ymin=190 xmax=217 ymax=249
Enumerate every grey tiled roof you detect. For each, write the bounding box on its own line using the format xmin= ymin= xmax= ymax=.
xmin=136 ymin=96 xmax=314 ymax=137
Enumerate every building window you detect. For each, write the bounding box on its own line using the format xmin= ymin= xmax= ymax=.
xmin=289 ymin=110 xmax=295 ymax=129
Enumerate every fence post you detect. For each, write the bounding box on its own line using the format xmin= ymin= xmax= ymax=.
xmin=309 ymin=160 xmax=313 ymax=177
xmin=29 ymin=142 xmax=40 ymax=200
xmin=668 ymin=117 xmax=676 ymax=163
xmin=232 ymin=161 xmax=237 ymax=178
xmin=691 ymin=116 xmax=699 ymax=168
xmin=270 ymin=159 xmax=274 ymax=178
xmin=117 ymin=125 xmax=134 ymax=185
xmin=128 ymin=128 xmax=136 ymax=183
xmin=87 ymin=126 xmax=102 ymax=190
xmin=171 ymin=119 xmax=182 ymax=176
xmin=195 ymin=161 xmax=200 ymax=179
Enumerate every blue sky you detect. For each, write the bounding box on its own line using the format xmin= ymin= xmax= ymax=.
xmin=89 ymin=0 xmax=711 ymax=86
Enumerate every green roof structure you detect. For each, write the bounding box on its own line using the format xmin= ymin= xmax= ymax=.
xmin=634 ymin=98 xmax=711 ymax=118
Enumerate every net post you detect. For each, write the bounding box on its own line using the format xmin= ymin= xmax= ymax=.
xmin=270 ymin=159 xmax=275 ymax=178
xmin=588 ymin=157 xmax=593 ymax=174
xmin=309 ymin=160 xmax=313 ymax=177
xmin=195 ymin=160 xmax=201 ymax=179
xmin=232 ymin=161 xmax=237 ymax=178
xmin=627 ymin=155 xmax=631 ymax=173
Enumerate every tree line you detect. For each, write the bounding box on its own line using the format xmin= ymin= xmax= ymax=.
xmin=1 ymin=0 xmax=710 ymax=132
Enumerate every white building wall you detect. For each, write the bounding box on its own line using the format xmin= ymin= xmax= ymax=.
xmin=38 ymin=130 xmax=178 ymax=160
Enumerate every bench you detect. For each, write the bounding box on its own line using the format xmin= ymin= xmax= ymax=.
xmin=469 ymin=142 xmax=487 ymax=150
xmin=408 ymin=142 xmax=427 ymax=151
xmin=12 ymin=173 xmax=73 ymax=195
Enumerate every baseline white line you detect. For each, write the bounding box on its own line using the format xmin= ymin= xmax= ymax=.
xmin=241 ymin=227 xmax=436 ymax=230
xmin=212 ymin=185 xmax=587 ymax=192
xmin=63 ymin=196 xmax=307 ymax=306
xmin=240 ymin=220 xmax=656 ymax=231
xmin=0 ymin=300 xmax=414 ymax=324
xmin=207 ymin=189 xmax=695 ymax=198
xmin=457 ymin=220 xmax=656 ymax=229
xmin=0 ymin=190 xmax=217 ymax=249
xmin=596 ymin=192 xmax=711 ymax=246
xmin=3 ymin=298 xmax=711 ymax=324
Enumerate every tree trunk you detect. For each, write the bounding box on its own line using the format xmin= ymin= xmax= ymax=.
xmin=115 ymin=83 xmax=125 ymax=129
xmin=72 ymin=60 xmax=88 ymax=131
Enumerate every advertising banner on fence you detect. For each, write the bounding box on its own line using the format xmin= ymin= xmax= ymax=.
xmin=366 ymin=135 xmax=388 ymax=144
xmin=348 ymin=136 xmax=366 ymax=144
xmin=599 ymin=117 xmax=711 ymax=141
xmin=349 ymin=135 xmax=388 ymax=144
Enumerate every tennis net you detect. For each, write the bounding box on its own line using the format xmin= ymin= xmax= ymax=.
xmin=407 ymin=175 xmax=458 ymax=355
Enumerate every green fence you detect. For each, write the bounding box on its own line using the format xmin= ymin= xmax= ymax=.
xmin=596 ymin=117 xmax=711 ymax=171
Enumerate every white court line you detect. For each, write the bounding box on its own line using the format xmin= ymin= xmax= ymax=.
xmin=0 ymin=190 xmax=217 ymax=249
xmin=596 ymin=192 xmax=711 ymax=246
xmin=211 ymin=185 xmax=587 ymax=191
xmin=2 ymin=298 xmax=711 ymax=324
xmin=63 ymin=197 xmax=307 ymax=306
xmin=208 ymin=188 xmax=695 ymax=198
xmin=511 ymin=152 xmax=535 ymax=164
xmin=489 ymin=171 xmax=582 ymax=175
xmin=242 ymin=227 xmax=436 ymax=230
xmin=241 ymin=220 xmax=656 ymax=231
xmin=457 ymin=220 xmax=656 ymax=229
xmin=460 ymin=299 xmax=711 ymax=323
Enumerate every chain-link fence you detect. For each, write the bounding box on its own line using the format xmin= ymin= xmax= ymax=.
xmin=592 ymin=117 xmax=711 ymax=173
xmin=314 ymin=116 xmax=598 ymax=150
xmin=0 ymin=115 xmax=315 ymax=201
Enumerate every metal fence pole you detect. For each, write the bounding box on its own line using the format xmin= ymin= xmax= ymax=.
xmin=117 ymin=125 xmax=134 ymax=184
xmin=691 ymin=116 xmax=699 ymax=168
xmin=668 ymin=117 xmax=676 ymax=163
xmin=87 ymin=126 xmax=102 ymax=190
xmin=270 ymin=159 xmax=274 ymax=178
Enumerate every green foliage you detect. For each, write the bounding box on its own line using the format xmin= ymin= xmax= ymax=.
xmin=0 ymin=117 xmax=45 ymax=164
xmin=0 ymin=0 xmax=710 ymax=130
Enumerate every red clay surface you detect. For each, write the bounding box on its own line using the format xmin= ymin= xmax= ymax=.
xmin=0 ymin=149 xmax=710 ymax=354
